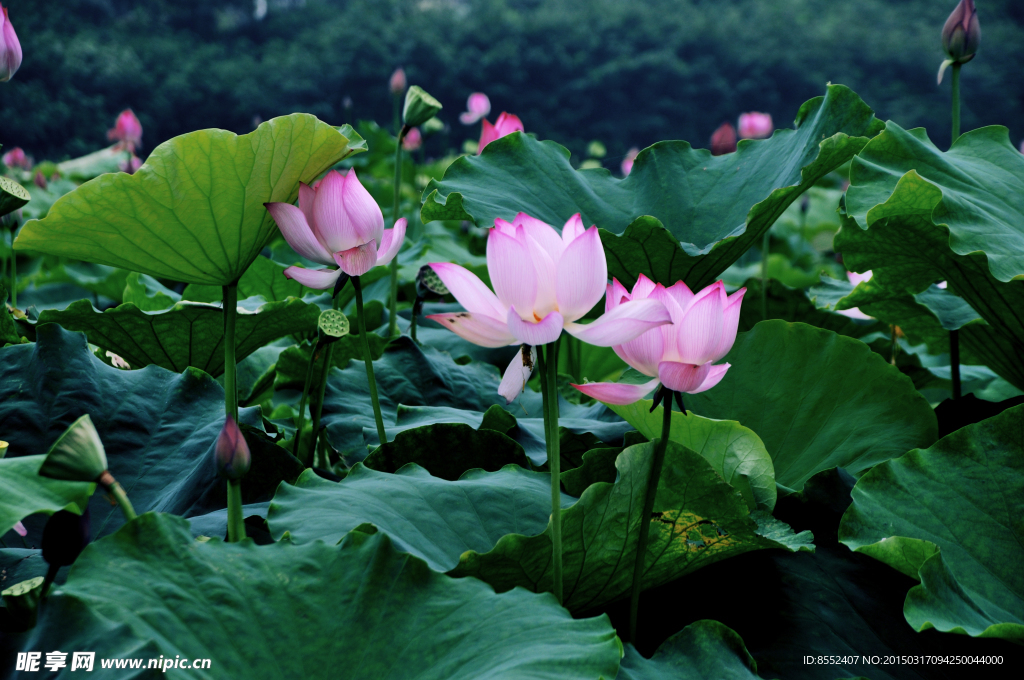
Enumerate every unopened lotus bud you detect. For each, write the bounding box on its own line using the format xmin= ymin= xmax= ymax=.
xmin=710 ymin=123 xmax=737 ymax=155
xmin=738 ymin=113 xmax=772 ymax=140
xmin=42 ymin=508 xmax=91 ymax=568
xmin=2 ymin=146 xmax=27 ymax=169
xmin=215 ymin=416 xmax=250 ymax=480
xmin=0 ymin=5 xmax=22 ymax=83
xmin=389 ymin=68 xmax=406 ymax=95
xmin=402 ymin=127 xmax=422 ymax=152
xmin=403 ymin=85 xmax=443 ymax=128
xmin=33 ymin=171 xmax=46 ymax=190
xmin=107 ymin=109 xmax=143 ymax=151
xmin=942 ymin=0 xmax=980 ymax=64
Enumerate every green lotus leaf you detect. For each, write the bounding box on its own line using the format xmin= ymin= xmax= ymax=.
xmin=14 ymin=116 xmax=363 ymax=285
xmin=839 ymin=405 xmax=1024 ymax=641
xmin=0 ymin=325 xmax=292 ymax=539
xmin=363 ymin=423 xmax=529 ymax=480
xmin=608 ymin=402 xmax=776 ymax=512
xmin=182 ymin=254 xmax=315 ymax=304
xmin=56 ymin=146 xmax=131 ymax=182
xmin=616 ymin=620 xmax=758 ymax=680
xmin=685 ymin=321 xmax=937 ymax=493
xmin=0 ymin=455 xmax=94 ymax=536
xmin=122 ymin=272 xmax=181 ymax=311
xmin=14 ymin=514 xmax=622 ymax=679
xmin=37 ymin=296 xmax=320 ymax=377
xmin=422 ymin=85 xmax=881 ymax=290
xmin=743 ymin=277 xmax=886 ymax=339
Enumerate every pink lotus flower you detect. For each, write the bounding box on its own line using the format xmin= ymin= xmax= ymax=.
xmin=215 ymin=416 xmax=251 ymax=481
xmin=478 ymin=112 xmax=524 ymax=153
xmin=738 ymin=112 xmax=773 ymax=140
xmin=621 ymin=147 xmax=639 ymax=176
xmin=573 ymin=275 xmax=745 ymax=404
xmin=107 ymin=109 xmax=143 ymax=152
xmin=837 ymin=270 xmax=873 ymax=320
xmin=265 ymin=169 xmax=406 ymax=288
xmin=402 ymin=127 xmax=422 ymax=152
xmin=0 ymin=5 xmax=22 ymax=82
xmin=460 ymin=92 xmax=491 ymax=125
xmin=13 ymin=520 xmax=27 ymax=537
xmin=389 ymin=68 xmax=406 ymax=95
xmin=710 ymin=123 xmax=737 ymax=155
xmin=427 ymin=213 xmax=671 ymax=403
xmin=2 ymin=146 xmax=28 ymax=169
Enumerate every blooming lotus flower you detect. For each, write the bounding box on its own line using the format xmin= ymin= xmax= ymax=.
xmin=710 ymin=123 xmax=737 ymax=156
xmin=107 ymin=109 xmax=143 ymax=151
xmin=621 ymin=147 xmax=639 ymax=176
xmin=478 ymin=112 xmax=524 ymax=153
xmin=265 ymin=169 xmax=406 ymax=288
xmin=738 ymin=112 xmax=773 ymax=140
xmin=573 ymin=275 xmax=745 ymax=404
xmin=402 ymin=127 xmax=422 ymax=152
xmin=389 ymin=68 xmax=407 ymax=95
xmin=0 ymin=5 xmax=22 ymax=83
xmin=215 ymin=416 xmax=251 ymax=481
xmin=12 ymin=520 xmax=27 ymax=537
xmin=459 ymin=92 xmax=491 ymax=125
xmin=2 ymin=146 xmax=28 ymax=169
xmin=427 ymin=213 xmax=671 ymax=403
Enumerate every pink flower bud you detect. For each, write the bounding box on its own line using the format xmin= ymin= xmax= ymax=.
xmin=621 ymin=147 xmax=639 ymax=176
xmin=0 ymin=5 xmax=23 ymax=83
xmin=478 ymin=112 xmax=524 ymax=153
xmin=738 ymin=113 xmax=773 ymax=140
xmin=389 ymin=68 xmax=407 ymax=95
xmin=710 ymin=123 xmax=737 ymax=155
xmin=402 ymin=127 xmax=422 ymax=152
xmin=2 ymin=146 xmax=28 ymax=169
xmin=942 ymin=0 xmax=980 ymax=64
xmin=215 ymin=416 xmax=251 ymax=481
xmin=107 ymin=109 xmax=143 ymax=151
xmin=33 ymin=171 xmax=46 ymax=189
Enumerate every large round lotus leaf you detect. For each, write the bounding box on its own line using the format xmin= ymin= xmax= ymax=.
xmin=7 ymin=514 xmax=622 ymax=680
xmin=616 ymin=620 xmax=758 ymax=680
xmin=0 ymin=325 xmax=292 ymax=539
xmin=422 ymin=85 xmax=882 ymax=290
xmin=685 ymin=321 xmax=937 ymax=493
xmin=608 ymin=402 xmax=776 ymax=512
xmin=0 ymin=455 xmax=94 ymax=535
xmin=37 ymin=296 xmax=320 ymax=377
xmin=839 ymin=405 xmax=1024 ymax=641
xmin=13 ymin=116 xmax=364 ymax=285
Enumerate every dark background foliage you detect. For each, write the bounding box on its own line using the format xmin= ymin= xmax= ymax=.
xmin=3 ymin=0 xmax=1023 ymax=166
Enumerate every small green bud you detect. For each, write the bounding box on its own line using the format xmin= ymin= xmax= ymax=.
xmin=403 ymin=86 xmax=443 ymax=128
xmin=38 ymin=414 xmax=109 ymax=483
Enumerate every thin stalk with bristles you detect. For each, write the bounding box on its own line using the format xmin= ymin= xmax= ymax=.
xmin=98 ymin=472 xmax=137 ymax=523
xmin=949 ymin=62 xmax=963 ymax=399
xmin=309 ymin=296 xmax=342 ymax=468
xmin=761 ymin=229 xmax=770 ymax=320
xmin=629 ymin=389 xmax=675 ymax=642
xmin=387 ymin=125 xmax=410 ymax=338
xmin=8 ymin=220 xmax=17 ymax=309
xmin=223 ymin=284 xmax=238 ymax=421
xmin=292 ymin=346 xmax=320 ymax=462
xmin=226 ymin=480 xmax=245 ymax=542
xmin=538 ymin=342 xmax=564 ymax=605
xmin=354 ymin=275 xmax=388 ymax=445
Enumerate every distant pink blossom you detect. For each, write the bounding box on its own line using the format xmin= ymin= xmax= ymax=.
xmin=0 ymin=5 xmax=22 ymax=82
xmin=2 ymin=146 xmax=29 ymax=169
xmin=478 ymin=112 xmax=524 ymax=153
xmin=389 ymin=68 xmax=406 ymax=95
xmin=13 ymin=520 xmax=27 ymax=537
xmin=711 ymin=123 xmax=737 ymax=155
xmin=118 ymin=153 xmax=143 ymax=174
xmin=621 ymin=147 xmax=639 ymax=176
xmin=459 ymin=92 xmax=491 ymax=125
xmin=108 ymin=109 xmax=143 ymax=152
xmin=33 ymin=171 xmax=46 ymax=189
xmin=738 ymin=112 xmax=773 ymax=140
xmin=402 ymin=127 xmax=422 ymax=152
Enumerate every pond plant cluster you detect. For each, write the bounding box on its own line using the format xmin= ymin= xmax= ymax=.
xmin=0 ymin=1 xmax=1022 ymax=678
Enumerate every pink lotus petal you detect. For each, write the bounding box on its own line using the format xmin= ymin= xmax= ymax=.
xmin=460 ymin=92 xmax=491 ymax=125
xmin=556 ymin=226 xmax=607 ymax=322
xmin=333 ymin=242 xmax=378 ymax=277
xmin=283 ymin=265 xmax=342 ymax=290
xmin=342 ymin=169 xmax=385 ymax=249
xmin=572 ymin=378 xmax=660 ymax=405
xmin=487 ymin=228 xmax=537 ymax=314
xmin=311 ymin=170 xmax=358 ymax=253
xmin=658 ymin=361 xmax=713 ymax=394
xmin=494 ymin=112 xmax=524 ymax=137
xmin=493 ymin=217 xmax=518 ymax=237
xmin=428 ymin=262 xmax=506 ymax=319
xmin=514 ymin=213 xmax=564 ymax=262
xmin=621 ymin=148 xmax=639 ymax=176
xmin=711 ymin=287 xmax=746 ymax=362
xmin=632 ymin=274 xmax=657 ymax=301
xmin=498 ymin=345 xmax=537 ymax=404
xmin=847 ymin=270 xmax=873 ymax=287
xmin=0 ymin=7 xmax=22 ymax=83
xmin=675 ymin=282 xmax=726 ymax=365
xmin=265 ymin=202 xmax=333 ymax=265
xmin=402 ymin=127 xmax=422 ymax=152
xmin=663 ymin=280 xmax=695 ymax=314
xmin=837 ymin=307 xmax=874 ymax=321
xmin=738 ymin=112 xmax=773 ymax=140
xmin=12 ymin=520 xmax=27 ymax=537
xmin=299 ymin=182 xmax=317 ymax=225
xmin=375 ymin=218 xmax=407 ymax=268
xmin=689 ymin=363 xmax=730 ymax=394
xmin=614 ymin=322 xmax=664 ymax=377
xmin=561 ymin=213 xmax=586 ymax=246
xmin=507 ymin=308 xmax=564 ymax=346
xmin=426 ymin=312 xmax=516 ymax=348
xmin=606 ymin=279 xmax=630 ymax=312
xmin=478 ymin=119 xmax=499 ymax=153
xmin=564 ymin=297 xmax=670 ymax=347
xmin=524 ymin=232 xmax=558 ymax=317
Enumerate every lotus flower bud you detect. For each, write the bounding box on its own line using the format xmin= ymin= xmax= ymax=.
xmin=710 ymin=123 xmax=738 ymax=155
xmin=738 ymin=113 xmax=773 ymax=140
xmin=33 ymin=171 xmax=46 ymax=190
xmin=107 ymin=109 xmax=143 ymax=151
xmin=942 ymin=0 xmax=980 ymax=64
xmin=403 ymin=85 xmax=443 ymax=128
xmin=621 ymin=148 xmax=639 ymax=176
xmin=0 ymin=5 xmax=22 ymax=83
xmin=478 ymin=112 xmax=524 ymax=153
xmin=389 ymin=68 xmax=406 ymax=95
xmin=2 ymin=146 xmax=28 ymax=169
xmin=215 ymin=416 xmax=250 ymax=481
xmin=41 ymin=508 xmax=91 ymax=568
xmin=402 ymin=127 xmax=422 ymax=152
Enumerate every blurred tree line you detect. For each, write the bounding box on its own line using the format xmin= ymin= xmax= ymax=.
xmin=2 ymin=0 xmax=1023 ymax=166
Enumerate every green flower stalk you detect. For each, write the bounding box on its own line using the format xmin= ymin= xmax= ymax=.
xmin=309 ymin=306 xmax=349 ymax=468
xmin=354 ymin=275 xmax=388 ymax=446
xmin=223 ymin=283 xmax=238 ymax=421
xmin=536 ymin=342 xmax=563 ymax=604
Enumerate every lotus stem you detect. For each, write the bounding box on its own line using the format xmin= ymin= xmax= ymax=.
xmin=761 ymin=229 xmax=770 ymax=320
xmin=950 ymin=63 xmax=962 ymax=143
xmin=99 ymin=472 xmax=137 ymax=522
xmin=629 ymin=388 xmax=674 ymax=642
xmin=539 ymin=341 xmax=563 ymax=605
xmin=949 ymin=63 xmax=962 ymax=399
xmin=354 ymin=275 xmax=388 ymax=445
xmin=310 ymin=349 xmax=335 ymax=469
xmin=292 ymin=345 xmax=320 ymax=462
xmin=223 ymin=284 xmax=238 ymax=421
xmin=226 ymin=479 xmax=245 ymax=543
xmin=8 ymin=221 xmax=16 ymax=309
xmin=387 ymin=126 xmax=410 ymax=339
